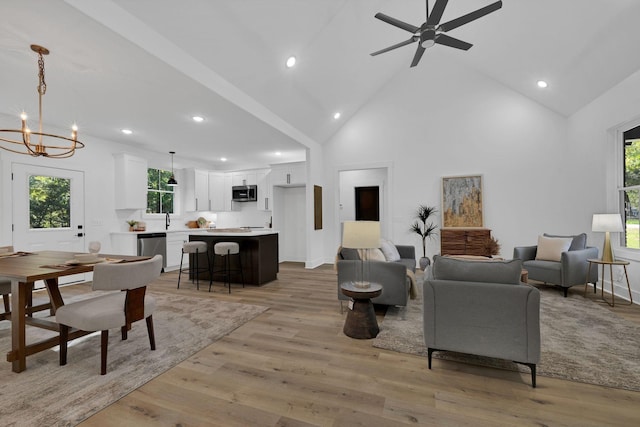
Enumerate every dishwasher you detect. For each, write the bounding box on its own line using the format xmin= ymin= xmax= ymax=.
xmin=137 ymin=232 xmax=167 ymax=271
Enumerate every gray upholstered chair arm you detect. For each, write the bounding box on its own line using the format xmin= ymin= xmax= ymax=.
xmin=423 ymin=279 xmax=540 ymax=364
xmin=395 ymin=245 xmax=416 ymax=260
xmin=513 ymin=245 xmax=537 ymax=261
xmin=561 ymin=247 xmax=599 ymax=285
xmin=337 ymin=260 xmax=409 ymax=306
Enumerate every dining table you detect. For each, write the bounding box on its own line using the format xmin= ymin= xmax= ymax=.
xmin=0 ymin=250 xmax=148 ymax=373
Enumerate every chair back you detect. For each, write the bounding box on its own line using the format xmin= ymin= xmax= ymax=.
xmin=92 ymin=255 xmax=162 ymax=291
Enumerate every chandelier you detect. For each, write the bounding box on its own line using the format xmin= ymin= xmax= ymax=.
xmin=0 ymin=45 xmax=85 ymax=158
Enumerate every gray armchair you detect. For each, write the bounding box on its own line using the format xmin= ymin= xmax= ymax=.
xmin=424 ymin=255 xmax=540 ymax=387
xmin=337 ymin=244 xmax=415 ymax=310
xmin=513 ymin=233 xmax=598 ymax=297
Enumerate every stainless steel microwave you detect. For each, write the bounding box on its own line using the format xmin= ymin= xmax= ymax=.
xmin=231 ymin=185 xmax=257 ymax=202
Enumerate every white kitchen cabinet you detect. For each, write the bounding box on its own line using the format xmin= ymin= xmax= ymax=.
xmin=231 ymin=171 xmax=257 ymax=187
xmin=256 ymin=170 xmax=272 ymax=211
xmin=113 ymin=153 xmax=147 ymax=210
xmin=223 ymin=174 xmax=233 ymax=211
xmin=166 ymin=232 xmax=189 ymax=271
xmin=271 ymin=162 xmax=306 ymax=187
xmin=208 ymin=172 xmax=225 ymax=212
xmin=184 ymin=168 xmax=209 ymax=212
xmin=110 ymin=233 xmax=137 ymax=255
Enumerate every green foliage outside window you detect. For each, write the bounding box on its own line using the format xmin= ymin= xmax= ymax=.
xmin=29 ymin=175 xmax=71 ymax=229
xmin=623 ymin=139 xmax=640 ymax=248
xmin=147 ymin=168 xmax=174 ymax=214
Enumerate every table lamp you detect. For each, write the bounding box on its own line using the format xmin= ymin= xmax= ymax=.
xmin=342 ymin=221 xmax=381 ymax=288
xmin=592 ymin=213 xmax=623 ymax=262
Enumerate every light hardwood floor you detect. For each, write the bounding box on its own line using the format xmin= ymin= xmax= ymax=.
xmin=77 ymin=263 xmax=640 ymax=427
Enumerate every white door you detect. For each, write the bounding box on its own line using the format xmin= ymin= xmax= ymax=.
xmin=12 ymin=163 xmax=86 ymax=284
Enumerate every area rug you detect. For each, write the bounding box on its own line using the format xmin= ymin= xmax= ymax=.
xmin=373 ymin=285 xmax=640 ymax=391
xmin=0 ymin=292 xmax=268 ymax=426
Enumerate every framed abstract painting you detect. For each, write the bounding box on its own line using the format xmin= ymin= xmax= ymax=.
xmin=441 ymin=175 xmax=483 ymax=227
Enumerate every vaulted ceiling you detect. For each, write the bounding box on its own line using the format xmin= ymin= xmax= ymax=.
xmin=2 ymin=0 xmax=640 ymax=170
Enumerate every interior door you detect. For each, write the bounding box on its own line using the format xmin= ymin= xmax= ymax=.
xmin=12 ymin=163 xmax=86 ymax=285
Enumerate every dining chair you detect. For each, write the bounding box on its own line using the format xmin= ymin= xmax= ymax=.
xmin=56 ymin=255 xmax=163 ymax=375
xmin=0 ymin=246 xmax=14 ymax=321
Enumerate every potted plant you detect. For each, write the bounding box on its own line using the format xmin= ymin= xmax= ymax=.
xmin=410 ymin=205 xmax=438 ymax=270
xmin=126 ymin=220 xmax=138 ymax=232
xmin=485 ymin=235 xmax=501 ymax=257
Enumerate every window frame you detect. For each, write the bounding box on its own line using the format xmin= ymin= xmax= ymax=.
xmin=615 ymin=119 xmax=640 ymax=259
xmin=146 ymin=167 xmax=176 ymax=215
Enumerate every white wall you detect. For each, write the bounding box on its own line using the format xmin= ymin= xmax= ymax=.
xmin=323 ymin=58 xmax=586 ymax=265
xmin=568 ymin=68 xmax=640 ymax=302
xmin=338 ymin=168 xmax=388 ymax=236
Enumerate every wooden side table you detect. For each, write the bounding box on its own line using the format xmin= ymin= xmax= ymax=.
xmin=584 ymin=259 xmax=633 ymax=307
xmin=340 ymin=282 xmax=383 ymax=339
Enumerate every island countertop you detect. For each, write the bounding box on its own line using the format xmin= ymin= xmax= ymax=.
xmin=110 ymin=228 xmax=278 ymax=236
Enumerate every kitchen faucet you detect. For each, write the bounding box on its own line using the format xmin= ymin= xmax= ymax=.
xmin=165 ymin=212 xmax=170 ymax=230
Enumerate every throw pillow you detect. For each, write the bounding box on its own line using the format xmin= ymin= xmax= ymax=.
xmin=358 ymin=248 xmax=386 ymax=261
xmin=379 ymin=239 xmax=401 ymax=262
xmin=535 ymin=235 xmax=572 ymax=261
xmin=340 ymin=248 xmax=360 ymax=260
xmin=543 ymin=233 xmax=587 ymax=251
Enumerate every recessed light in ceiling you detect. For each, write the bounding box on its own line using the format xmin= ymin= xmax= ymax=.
xmin=220 ymin=157 xmax=227 ymax=162
xmin=192 ymin=116 xmax=204 ymax=122
xmin=537 ymin=80 xmax=548 ymax=88
xmin=285 ymin=56 xmax=296 ymax=68
xmin=275 ymin=151 xmax=282 ymax=156
xmin=121 ymin=129 xmax=133 ymax=135
xmin=333 ymin=112 xmax=341 ymax=120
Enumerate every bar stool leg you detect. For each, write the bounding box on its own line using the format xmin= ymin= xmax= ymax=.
xmin=177 ymin=249 xmax=185 ymax=289
xmin=226 ymin=250 xmax=231 ymax=294
xmin=238 ymin=251 xmax=245 ymax=288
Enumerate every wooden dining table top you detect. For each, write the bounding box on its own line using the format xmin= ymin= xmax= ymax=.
xmin=0 ymin=250 xmax=147 ymax=282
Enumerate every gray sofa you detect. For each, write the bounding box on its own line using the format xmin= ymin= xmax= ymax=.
xmin=423 ymin=255 xmax=540 ymax=387
xmin=513 ymin=233 xmax=598 ymax=297
xmin=337 ymin=244 xmax=415 ymax=308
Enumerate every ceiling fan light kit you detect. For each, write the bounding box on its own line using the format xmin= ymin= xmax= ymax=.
xmin=371 ymin=0 xmax=503 ymax=68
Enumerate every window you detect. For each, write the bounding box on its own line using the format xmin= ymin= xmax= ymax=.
xmin=29 ymin=175 xmax=71 ymax=229
xmin=620 ymin=125 xmax=640 ymax=248
xmin=147 ymin=168 xmax=174 ymax=214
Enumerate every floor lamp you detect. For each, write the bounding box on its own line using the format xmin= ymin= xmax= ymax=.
xmin=342 ymin=221 xmax=381 ymax=289
xmin=592 ymin=214 xmax=623 ymax=262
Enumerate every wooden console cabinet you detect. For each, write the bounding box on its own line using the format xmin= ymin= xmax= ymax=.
xmin=440 ymin=228 xmax=491 ymax=257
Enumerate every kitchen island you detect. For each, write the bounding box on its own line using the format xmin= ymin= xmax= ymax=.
xmin=189 ymin=229 xmax=278 ymax=286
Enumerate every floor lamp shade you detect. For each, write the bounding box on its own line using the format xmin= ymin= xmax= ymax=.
xmin=342 ymin=221 xmax=381 ymax=249
xmin=592 ymin=214 xmax=623 ymax=262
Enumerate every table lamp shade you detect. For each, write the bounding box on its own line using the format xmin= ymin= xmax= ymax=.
xmin=592 ymin=213 xmax=623 ymax=262
xmin=592 ymin=214 xmax=623 ymax=232
xmin=342 ymin=221 xmax=381 ymax=249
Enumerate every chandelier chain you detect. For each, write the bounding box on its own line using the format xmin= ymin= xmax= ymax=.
xmin=37 ymin=52 xmax=47 ymax=95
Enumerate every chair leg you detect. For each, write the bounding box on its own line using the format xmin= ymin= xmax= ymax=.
xmin=177 ymin=250 xmax=184 ymax=289
xmin=146 ymin=315 xmax=156 ymax=350
xmin=121 ymin=324 xmax=128 ymax=340
xmin=209 ymin=254 xmax=216 ymax=292
xmin=101 ymin=330 xmax=109 ymax=375
xmin=59 ymin=324 xmax=69 ymax=366
xmin=516 ymin=362 xmax=537 ymax=388
xmin=563 ymin=287 xmax=568 ymax=297
xmin=227 ymin=252 xmax=231 ymax=294
xmin=238 ymin=252 xmax=245 ymax=288
xmin=3 ymin=293 xmax=10 ymax=313
xmin=195 ymin=249 xmax=200 ymax=290
xmin=427 ymin=348 xmax=436 ymax=369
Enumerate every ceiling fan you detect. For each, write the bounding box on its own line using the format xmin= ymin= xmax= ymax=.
xmin=371 ymin=0 xmax=503 ymax=67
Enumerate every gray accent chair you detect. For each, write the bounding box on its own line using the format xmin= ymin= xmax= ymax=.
xmin=513 ymin=233 xmax=598 ymax=297
xmin=424 ymin=255 xmax=540 ymax=387
xmin=337 ymin=244 xmax=415 ymax=310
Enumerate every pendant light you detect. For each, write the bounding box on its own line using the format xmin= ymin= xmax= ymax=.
xmin=168 ymin=151 xmax=178 ymax=186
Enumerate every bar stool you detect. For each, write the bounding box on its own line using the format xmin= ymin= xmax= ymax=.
xmin=210 ymin=242 xmax=244 ymax=293
xmin=178 ymin=241 xmax=211 ymax=290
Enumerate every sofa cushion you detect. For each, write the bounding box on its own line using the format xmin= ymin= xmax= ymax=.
xmin=340 ymin=248 xmax=360 ymax=260
xmin=379 ymin=239 xmax=401 ymax=262
xmin=360 ymin=248 xmax=386 ymax=261
xmin=543 ymin=232 xmax=587 ymax=251
xmin=431 ymin=255 xmax=522 ymax=285
xmin=536 ymin=235 xmax=572 ymax=261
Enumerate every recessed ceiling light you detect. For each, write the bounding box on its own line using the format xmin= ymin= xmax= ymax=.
xmin=220 ymin=157 xmax=227 ymax=162
xmin=537 ymin=80 xmax=548 ymax=88
xmin=275 ymin=151 xmax=282 ymax=156
xmin=121 ymin=129 xmax=133 ymax=135
xmin=286 ymin=56 xmax=296 ymax=68
xmin=192 ymin=116 xmax=204 ymax=122
xmin=333 ymin=112 xmax=341 ymax=120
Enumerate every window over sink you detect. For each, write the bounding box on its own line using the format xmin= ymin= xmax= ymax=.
xmin=147 ymin=168 xmax=174 ymax=214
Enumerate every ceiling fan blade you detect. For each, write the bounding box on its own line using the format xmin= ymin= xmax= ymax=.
xmin=435 ymin=34 xmax=472 ymax=50
xmin=426 ymin=0 xmax=448 ymax=26
xmin=410 ymin=45 xmax=426 ymax=67
xmin=374 ymin=13 xmax=419 ymax=33
xmin=438 ymin=1 xmax=502 ymax=32
xmin=370 ymin=37 xmax=417 ymax=56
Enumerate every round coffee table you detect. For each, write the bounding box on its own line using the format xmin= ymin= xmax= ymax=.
xmin=340 ymin=282 xmax=383 ymax=339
